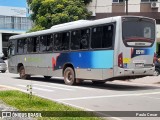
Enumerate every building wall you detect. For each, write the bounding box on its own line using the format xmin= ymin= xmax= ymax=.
xmin=128 ymin=0 xmax=140 ymax=12
xmin=0 ymin=0 xmax=32 ymax=57
xmin=87 ymin=0 xmax=160 ymax=19
xmin=0 ymin=0 xmax=32 ymax=33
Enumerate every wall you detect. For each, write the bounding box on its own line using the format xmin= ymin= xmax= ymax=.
xmin=0 ymin=0 xmax=28 ymax=17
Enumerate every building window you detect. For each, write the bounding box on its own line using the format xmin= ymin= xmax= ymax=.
xmin=113 ymin=0 xmax=124 ymax=3
xmin=0 ymin=16 xmax=32 ymax=31
xmin=141 ymin=0 xmax=157 ymax=2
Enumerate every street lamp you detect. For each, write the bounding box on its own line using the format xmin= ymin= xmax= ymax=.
xmin=126 ymin=0 xmax=128 ymax=15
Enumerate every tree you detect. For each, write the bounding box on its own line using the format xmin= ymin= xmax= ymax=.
xmin=28 ymin=0 xmax=91 ymax=32
xmin=83 ymin=0 xmax=92 ymax=5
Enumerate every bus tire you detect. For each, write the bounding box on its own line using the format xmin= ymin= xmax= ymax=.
xmin=153 ymin=68 xmax=160 ymax=76
xmin=19 ymin=66 xmax=30 ymax=79
xmin=64 ymin=67 xmax=76 ymax=85
xmin=1 ymin=70 xmax=6 ymax=73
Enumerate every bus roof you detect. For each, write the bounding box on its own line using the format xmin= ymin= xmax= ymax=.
xmin=9 ymin=16 xmax=155 ymax=40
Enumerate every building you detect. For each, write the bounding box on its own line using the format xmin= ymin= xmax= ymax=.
xmin=0 ymin=0 xmax=32 ymax=58
xmin=87 ymin=0 xmax=160 ymax=55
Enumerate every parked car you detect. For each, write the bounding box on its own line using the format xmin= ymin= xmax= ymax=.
xmin=0 ymin=59 xmax=7 ymax=73
xmin=154 ymin=58 xmax=160 ymax=76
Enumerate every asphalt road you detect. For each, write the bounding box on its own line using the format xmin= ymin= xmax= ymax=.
xmin=0 ymin=71 xmax=160 ymax=120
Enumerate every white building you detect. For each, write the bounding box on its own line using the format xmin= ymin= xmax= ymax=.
xmin=0 ymin=0 xmax=32 ymax=58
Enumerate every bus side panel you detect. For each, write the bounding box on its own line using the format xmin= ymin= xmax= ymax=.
xmin=23 ymin=53 xmax=62 ymax=77
xmin=8 ymin=56 xmax=18 ymax=74
xmin=55 ymin=50 xmax=114 ymax=80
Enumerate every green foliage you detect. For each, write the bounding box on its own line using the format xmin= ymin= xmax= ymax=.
xmin=0 ymin=90 xmax=102 ymax=120
xmin=28 ymin=0 xmax=91 ymax=32
xmin=83 ymin=0 xmax=92 ymax=5
xmin=27 ymin=25 xmax=45 ymax=33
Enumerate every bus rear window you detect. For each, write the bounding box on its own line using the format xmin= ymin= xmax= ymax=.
xmin=122 ymin=17 xmax=155 ymax=47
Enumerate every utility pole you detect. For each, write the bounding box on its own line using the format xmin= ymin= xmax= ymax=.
xmin=126 ymin=0 xmax=128 ymax=15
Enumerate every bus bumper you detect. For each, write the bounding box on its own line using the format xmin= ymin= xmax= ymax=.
xmin=117 ymin=67 xmax=155 ymax=76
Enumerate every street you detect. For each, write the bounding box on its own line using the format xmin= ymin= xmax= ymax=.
xmin=0 ymin=71 xmax=160 ymax=120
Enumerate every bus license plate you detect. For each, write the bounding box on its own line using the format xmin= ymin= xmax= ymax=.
xmin=135 ymin=63 xmax=144 ymax=67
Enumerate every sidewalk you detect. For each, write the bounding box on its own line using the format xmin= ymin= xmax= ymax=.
xmin=129 ymin=76 xmax=160 ymax=84
xmin=113 ymin=75 xmax=160 ymax=86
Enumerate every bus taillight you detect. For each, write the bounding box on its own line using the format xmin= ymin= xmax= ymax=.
xmin=118 ymin=53 xmax=123 ymax=68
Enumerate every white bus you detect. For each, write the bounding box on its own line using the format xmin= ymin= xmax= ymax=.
xmin=8 ymin=16 xmax=156 ymax=85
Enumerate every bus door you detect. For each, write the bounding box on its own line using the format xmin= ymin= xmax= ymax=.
xmin=8 ymin=40 xmax=17 ymax=73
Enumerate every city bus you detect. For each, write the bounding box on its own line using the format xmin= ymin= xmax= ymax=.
xmin=8 ymin=16 xmax=156 ymax=85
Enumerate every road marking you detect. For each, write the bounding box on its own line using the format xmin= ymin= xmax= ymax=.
xmin=49 ymin=83 xmax=91 ymax=90
xmin=33 ymin=84 xmax=73 ymax=91
xmin=17 ymin=85 xmax=54 ymax=92
xmin=143 ymin=96 xmax=160 ymax=100
xmin=33 ymin=94 xmax=123 ymax=120
xmin=112 ymin=80 xmax=160 ymax=87
xmin=57 ymin=91 xmax=160 ymax=101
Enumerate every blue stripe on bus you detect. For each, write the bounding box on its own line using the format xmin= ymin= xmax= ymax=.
xmin=56 ymin=50 xmax=114 ymax=69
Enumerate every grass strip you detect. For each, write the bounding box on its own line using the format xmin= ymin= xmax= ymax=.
xmin=0 ymin=90 xmax=104 ymax=120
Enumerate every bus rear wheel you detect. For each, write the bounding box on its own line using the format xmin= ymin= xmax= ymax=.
xmin=19 ymin=66 xmax=30 ymax=79
xmin=64 ymin=67 xmax=76 ymax=85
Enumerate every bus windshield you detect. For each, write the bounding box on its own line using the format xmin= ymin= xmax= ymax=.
xmin=122 ymin=17 xmax=155 ymax=47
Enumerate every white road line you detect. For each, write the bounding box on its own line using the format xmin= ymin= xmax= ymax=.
xmin=143 ymin=96 xmax=160 ymax=100
xmin=17 ymin=85 xmax=54 ymax=92
xmin=33 ymin=84 xmax=73 ymax=91
xmin=57 ymin=91 xmax=160 ymax=101
xmin=49 ymin=83 xmax=91 ymax=90
xmin=112 ymin=81 xmax=160 ymax=87
xmin=34 ymin=94 xmax=123 ymax=120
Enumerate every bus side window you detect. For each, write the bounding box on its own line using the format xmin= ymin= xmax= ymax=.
xmin=8 ymin=40 xmax=16 ymax=56
xmin=24 ymin=39 xmax=27 ymax=54
xmin=61 ymin=32 xmax=70 ymax=51
xmin=17 ymin=39 xmax=24 ymax=54
xmin=71 ymin=31 xmax=80 ymax=50
xmin=91 ymin=26 xmax=103 ymax=49
xmin=32 ymin=37 xmax=39 ymax=52
xmin=54 ymin=33 xmax=62 ymax=51
xmin=27 ymin=38 xmax=34 ymax=52
xmin=102 ymin=25 xmax=113 ymax=48
xmin=80 ymin=29 xmax=90 ymax=49
xmin=46 ymin=35 xmax=53 ymax=51
xmin=40 ymin=36 xmax=47 ymax=52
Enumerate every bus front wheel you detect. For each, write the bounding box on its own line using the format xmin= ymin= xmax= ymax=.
xmin=19 ymin=66 xmax=30 ymax=79
xmin=64 ymin=67 xmax=76 ymax=85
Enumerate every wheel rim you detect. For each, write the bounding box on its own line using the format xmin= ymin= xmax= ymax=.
xmin=20 ymin=69 xmax=25 ymax=78
xmin=66 ymin=70 xmax=73 ymax=82
xmin=154 ymin=70 xmax=159 ymax=76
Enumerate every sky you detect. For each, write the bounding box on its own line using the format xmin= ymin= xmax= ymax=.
xmin=0 ymin=0 xmax=27 ymax=8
